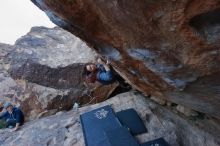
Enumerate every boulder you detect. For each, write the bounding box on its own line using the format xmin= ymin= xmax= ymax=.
xmin=0 ymin=27 xmax=118 ymax=120
xmin=31 ymin=0 xmax=220 ymax=119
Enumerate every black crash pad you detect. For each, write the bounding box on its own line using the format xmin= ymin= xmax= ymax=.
xmin=116 ymin=108 xmax=147 ymax=135
xmin=80 ymin=105 xmax=122 ymax=146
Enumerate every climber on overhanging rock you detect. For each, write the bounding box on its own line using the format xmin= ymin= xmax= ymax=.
xmin=0 ymin=102 xmax=24 ymax=131
xmin=83 ymin=57 xmax=115 ymax=85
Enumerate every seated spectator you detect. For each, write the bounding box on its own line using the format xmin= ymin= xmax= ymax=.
xmin=83 ymin=58 xmax=115 ymax=85
xmin=0 ymin=102 xmax=24 ymax=131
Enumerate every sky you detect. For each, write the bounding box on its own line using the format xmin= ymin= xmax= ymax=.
xmin=0 ymin=0 xmax=55 ymax=45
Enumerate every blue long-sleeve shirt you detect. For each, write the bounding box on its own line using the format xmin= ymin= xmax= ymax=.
xmin=0 ymin=107 xmax=24 ymax=125
xmin=96 ymin=64 xmax=115 ymax=85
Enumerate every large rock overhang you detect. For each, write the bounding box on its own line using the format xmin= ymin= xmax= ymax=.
xmin=31 ymin=0 xmax=220 ymax=119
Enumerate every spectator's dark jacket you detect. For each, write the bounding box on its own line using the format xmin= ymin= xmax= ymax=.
xmin=0 ymin=107 xmax=24 ymax=125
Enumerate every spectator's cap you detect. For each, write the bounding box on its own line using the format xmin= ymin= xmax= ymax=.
xmin=3 ymin=102 xmax=13 ymax=109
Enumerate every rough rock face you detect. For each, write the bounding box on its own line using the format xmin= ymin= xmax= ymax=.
xmin=31 ymin=0 xmax=220 ymax=119
xmin=0 ymin=91 xmax=219 ymax=146
xmin=0 ymin=27 xmax=117 ymax=120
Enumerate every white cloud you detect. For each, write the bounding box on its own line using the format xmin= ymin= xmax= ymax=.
xmin=0 ymin=0 xmax=55 ymax=44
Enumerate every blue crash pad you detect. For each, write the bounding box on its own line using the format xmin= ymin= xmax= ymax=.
xmin=80 ymin=105 xmax=122 ymax=146
xmin=105 ymin=127 xmax=140 ymax=146
xmin=80 ymin=105 xmax=171 ymax=146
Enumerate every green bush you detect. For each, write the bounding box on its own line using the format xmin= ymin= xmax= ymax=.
xmin=0 ymin=119 xmax=7 ymax=129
